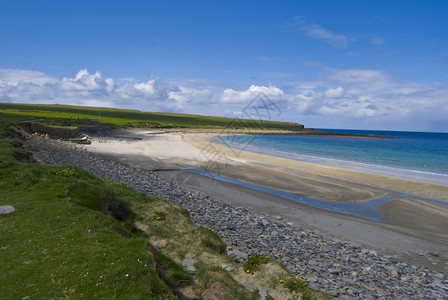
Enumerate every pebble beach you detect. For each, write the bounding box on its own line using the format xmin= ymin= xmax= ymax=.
xmin=29 ymin=135 xmax=448 ymax=299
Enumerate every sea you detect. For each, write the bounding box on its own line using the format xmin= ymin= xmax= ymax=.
xmin=218 ymin=129 xmax=448 ymax=186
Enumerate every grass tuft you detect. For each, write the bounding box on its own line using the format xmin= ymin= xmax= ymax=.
xmin=243 ymin=254 xmax=270 ymax=274
xmin=284 ymin=276 xmax=309 ymax=293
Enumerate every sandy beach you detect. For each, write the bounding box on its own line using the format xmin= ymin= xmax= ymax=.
xmin=83 ymin=129 xmax=448 ymax=273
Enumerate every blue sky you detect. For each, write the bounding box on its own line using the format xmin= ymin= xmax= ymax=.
xmin=1 ymin=0 xmax=447 ymax=131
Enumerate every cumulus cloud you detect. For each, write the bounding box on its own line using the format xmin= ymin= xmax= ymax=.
xmin=221 ymin=85 xmax=284 ymax=104
xmin=324 ymin=87 xmax=345 ymax=98
xmin=0 ymin=68 xmax=182 ymax=111
xmin=292 ymin=67 xmax=448 ymax=125
xmin=61 ymin=69 xmax=115 ymax=92
xmin=0 ymin=67 xmax=447 ymax=131
xmin=120 ymin=77 xmax=178 ymax=101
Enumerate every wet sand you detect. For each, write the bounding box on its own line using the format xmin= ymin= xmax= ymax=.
xmin=83 ymin=129 xmax=448 ymax=273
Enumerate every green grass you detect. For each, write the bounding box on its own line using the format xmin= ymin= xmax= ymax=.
xmin=0 ymin=120 xmax=26 ymax=162
xmin=0 ymin=117 xmax=178 ymax=298
xmin=284 ymin=276 xmax=309 ymax=293
xmin=0 ymin=162 xmax=175 ymax=299
xmin=0 ymin=102 xmax=304 ymax=130
xmin=0 ymin=119 xmax=256 ymax=299
xmin=0 ymin=108 xmax=328 ymax=299
xmin=200 ymin=227 xmax=227 ymax=254
xmin=154 ymin=252 xmax=192 ymax=289
xmin=243 ymin=254 xmax=270 ymax=274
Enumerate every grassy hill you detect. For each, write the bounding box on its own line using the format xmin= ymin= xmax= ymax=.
xmin=0 ymin=103 xmax=327 ymax=299
xmin=0 ymin=102 xmax=304 ymax=131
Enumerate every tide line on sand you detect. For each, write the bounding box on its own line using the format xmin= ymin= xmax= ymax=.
xmin=178 ymin=166 xmax=448 ymax=223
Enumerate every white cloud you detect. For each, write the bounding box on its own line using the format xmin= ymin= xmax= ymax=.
xmin=327 ymin=69 xmax=389 ymax=84
xmin=0 ymin=68 xmax=58 ymax=85
xmin=325 ymin=68 xmax=397 ymax=94
xmin=0 ymin=68 xmax=180 ymax=111
xmin=221 ymin=85 xmax=284 ymax=103
xmin=293 ymin=90 xmax=321 ymax=114
xmin=61 ymin=69 xmax=115 ymax=92
xmin=324 ymin=87 xmax=345 ymax=98
xmin=288 ymin=17 xmax=349 ymax=48
xmin=293 ymin=67 xmax=448 ymax=123
xmin=301 ymin=24 xmax=348 ymax=48
xmin=0 ymin=67 xmax=447 ymax=131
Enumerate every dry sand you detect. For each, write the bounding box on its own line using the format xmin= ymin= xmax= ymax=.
xmin=84 ymin=129 xmax=448 ymax=273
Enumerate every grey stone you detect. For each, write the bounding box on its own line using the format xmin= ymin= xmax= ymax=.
xmin=242 ymin=282 xmax=258 ymax=292
xmin=0 ymin=205 xmax=14 ymax=214
xmin=328 ymin=268 xmax=341 ymax=275
xmin=228 ymin=250 xmax=248 ymax=260
xmin=342 ymin=277 xmax=356 ymax=285
xmin=182 ymin=259 xmax=195 ymax=267
xmin=185 ymin=265 xmax=196 ymax=275
xmin=221 ymin=264 xmax=233 ymax=272
xmin=259 ymin=288 xmax=269 ymax=297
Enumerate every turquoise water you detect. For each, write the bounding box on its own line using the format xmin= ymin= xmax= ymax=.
xmin=218 ymin=129 xmax=448 ymax=185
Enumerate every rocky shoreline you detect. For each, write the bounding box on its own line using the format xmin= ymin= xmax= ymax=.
xmin=29 ymin=135 xmax=447 ymax=299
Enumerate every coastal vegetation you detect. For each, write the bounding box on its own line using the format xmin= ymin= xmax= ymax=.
xmin=0 ymin=104 xmax=326 ymax=299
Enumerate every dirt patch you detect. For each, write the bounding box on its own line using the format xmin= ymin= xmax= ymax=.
xmin=201 ymin=282 xmax=232 ymax=300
